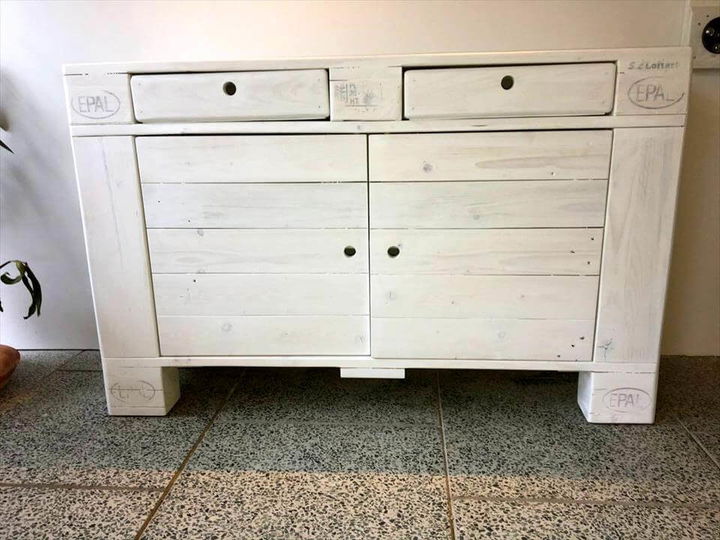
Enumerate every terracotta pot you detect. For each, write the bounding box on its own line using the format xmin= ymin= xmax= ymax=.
xmin=0 ymin=345 xmax=20 ymax=390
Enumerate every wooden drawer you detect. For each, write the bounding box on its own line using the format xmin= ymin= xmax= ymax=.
xmin=370 ymin=181 xmax=607 ymax=229
xmin=136 ymin=135 xmax=367 ymax=183
xmin=143 ymin=183 xmax=367 ymax=229
xmin=404 ymin=63 xmax=616 ymax=119
xmin=369 ymin=131 xmax=612 ymax=181
xmin=131 ymin=70 xmax=329 ymax=122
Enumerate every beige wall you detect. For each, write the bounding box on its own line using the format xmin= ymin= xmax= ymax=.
xmin=0 ymin=0 xmax=717 ymax=354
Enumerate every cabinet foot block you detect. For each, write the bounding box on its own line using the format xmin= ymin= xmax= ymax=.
xmin=340 ymin=367 xmax=405 ymax=379
xmin=103 ymin=365 xmax=180 ymax=416
xmin=577 ymin=370 xmax=657 ymax=424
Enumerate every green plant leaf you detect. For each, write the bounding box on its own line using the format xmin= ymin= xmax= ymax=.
xmin=0 ymin=260 xmax=42 ymax=318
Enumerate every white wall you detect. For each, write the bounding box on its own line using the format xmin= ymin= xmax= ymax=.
xmin=1 ymin=0 xmax=717 ymax=354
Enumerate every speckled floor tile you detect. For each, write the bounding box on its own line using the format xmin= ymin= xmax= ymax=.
xmin=694 ymin=432 xmax=720 ymax=467
xmin=60 ymin=349 xmax=102 ymax=371
xmin=143 ymin=471 xmax=450 ymax=539
xmin=451 ymin=498 xmax=720 ymax=539
xmin=0 ymin=486 xmax=159 ymax=540
xmin=445 ymin=422 xmax=720 ymax=505
xmin=0 ymin=367 xmax=239 ymax=488
xmin=0 ymin=350 xmax=81 ymax=414
xmin=221 ymin=367 xmax=438 ymax=426
xmin=658 ymin=356 xmax=720 ymax=432
xmin=185 ymin=420 xmax=445 ymax=478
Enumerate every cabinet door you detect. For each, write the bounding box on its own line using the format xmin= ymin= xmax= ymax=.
xmin=138 ymin=135 xmax=369 ymax=356
xmin=369 ymin=131 xmax=610 ymax=361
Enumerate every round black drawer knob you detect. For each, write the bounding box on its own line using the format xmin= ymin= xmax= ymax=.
xmin=223 ymin=82 xmax=237 ymax=95
xmin=344 ymin=246 xmax=356 ymax=257
xmin=501 ymin=75 xmax=514 ymax=90
xmin=387 ymin=246 xmax=400 ymax=258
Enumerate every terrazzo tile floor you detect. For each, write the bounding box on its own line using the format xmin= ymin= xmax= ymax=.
xmin=0 ymin=351 xmax=718 ymax=539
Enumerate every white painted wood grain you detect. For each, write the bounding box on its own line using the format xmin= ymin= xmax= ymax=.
xmin=370 ymin=181 xmax=607 ymax=228
xmin=614 ymin=48 xmax=691 ymax=115
xmin=147 ymin=229 xmax=368 ymax=274
xmin=142 ymin=183 xmax=367 ymax=229
xmin=71 ymin=137 xmax=159 ymax=358
xmin=370 ymin=229 xmax=602 ymax=275
xmin=330 ymin=66 xmax=402 ymax=120
xmin=372 ymin=318 xmax=594 ymax=360
xmin=64 ymin=72 xmax=134 ymax=125
xmin=71 ymin=115 xmax=687 ymax=138
xmin=103 ymin=365 xmax=180 ymax=415
xmin=158 ymin=315 xmax=369 ymax=356
xmin=372 ymin=275 xmax=598 ymax=319
xmin=369 ymin=131 xmax=612 ymax=181
xmin=153 ymin=274 xmax=368 ymax=316
xmin=136 ymin=135 xmax=367 ymax=182
xmin=405 ymin=63 xmax=616 ymax=119
xmin=594 ymin=127 xmax=684 ymax=363
xmin=131 ymin=70 xmax=329 ymax=122
xmin=578 ymin=371 xmax=657 ymax=424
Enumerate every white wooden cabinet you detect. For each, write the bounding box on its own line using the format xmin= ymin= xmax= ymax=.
xmin=65 ymin=47 xmax=690 ymax=422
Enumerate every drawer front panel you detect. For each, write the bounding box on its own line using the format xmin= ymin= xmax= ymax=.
xmin=371 ymin=229 xmax=602 ymax=275
xmin=148 ymin=229 xmax=368 ymax=274
xmin=369 ymin=131 xmax=611 ymax=181
xmin=143 ymin=183 xmax=367 ymax=229
xmin=137 ymin=135 xmax=367 ymax=182
xmin=372 ymin=318 xmax=594 ymax=360
xmin=131 ymin=70 xmax=329 ymax=122
xmin=372 ymin=275 xmax=598 ymax=319
xmin=154 ymin=274 xmax=368 ymax=316
xmin=404 ymin=63 xmax=616 ymax=119
xmin=158 ymin=315 xmax=369 ymax=356
xmin=370 ymin=181 xmax=607 ymax=228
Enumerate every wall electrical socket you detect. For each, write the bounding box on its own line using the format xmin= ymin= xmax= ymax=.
xmin=688 ymin=0 xmax=720 ymax=69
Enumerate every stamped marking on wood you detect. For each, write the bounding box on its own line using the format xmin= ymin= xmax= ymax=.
xmin=334 ymin=81 xmax=383 ymax=109
xmin=110 ymin=380 xmax=157 ymax=402
xmin=602 ymin=387 xmax=651 ymax=413
xmin=628 ymin=77 xmax=684 ymax=110
xmin=71 ymin=90 xmax=121 ymax=119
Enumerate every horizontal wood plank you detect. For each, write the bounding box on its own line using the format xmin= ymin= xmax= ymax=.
xmin=369 ymin=131 xmax=612 ymax=181
xmin=372 ymin=318 xmax=594 ymax=360
xmin=370 ymin=229 xmax=602 ymax=275
xmin=370 ymin=181 xmax=607 ymax=228
xmin=148 ymin=229 xmax=368 ymax=274
xmin=143 ymin=183 xmax=368 ymax=228
xmin=372 ymin=275 xmax=598 ymax=319
xmin=132 ymin=70 xmax=329 ymax=122
xmin=153 ymin=274 xmax=368 ymax=316
xmin=158 ymin=315 xmax=369 ymax=356
xmin=136 ymin=135 xmax=367 ymax=182
xmin=404 ymin=63 xmax=616 ymax=119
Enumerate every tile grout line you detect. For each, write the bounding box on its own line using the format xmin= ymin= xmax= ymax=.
xmin=678 ymin=420 xmax=720 ymax=472
xmin=133 ymin=372 xmax=244 ymax=540
xmin=0 ymin=481 xmax=162 ymax=493
xmin=435 ymin=371 xmax=457 ymax=540
xmin=450 ymin=493 xmax=720 ymax=510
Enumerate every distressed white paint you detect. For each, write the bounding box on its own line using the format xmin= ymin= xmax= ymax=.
xmin=330 ymin=66 xmax=402 ymax=120
xmin=132 ymin=70 xmax=329 ymax=122
xmin=153 ymin=274 xmax=368 ymax=316
xmin=370 ymin=180 xmax=608 ymax=229
xmin=372 ymin=318 xmax=594 ymax=360
xmin=369 ymin=131 xmax=612 ymax=181
xmin=405 ymin=63 xmax=616 ymax=119
xmin=102 ymin=365 xmax=180 ymax=416
xmin=594 ymin=128 xmax=685 ymax=363
xmin=370 ymin=229 xmax=602 ymax=275
xmin=578 ymin=371 xmax=657 ymax=423
xmin=147 ymin=229 xmax=368 ymax=274
xmin=158 ymin=315 xmax=369 ymax=356
xmin=142 ymin=183 xmax=368 ymax=229
xmin=136 ymin=135 xmax=367 ymax=182
xmin=64 ymin=72 xmax=134 ymax=124
xmin=371 ymin=275 xmax=599 ymax=319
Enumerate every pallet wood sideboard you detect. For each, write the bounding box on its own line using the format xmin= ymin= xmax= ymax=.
xmin=65 ymin=47 xmax=690 ymax=422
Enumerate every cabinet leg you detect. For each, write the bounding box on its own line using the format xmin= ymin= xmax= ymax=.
xmin=102 ymin=364 xmax=180 ymax=416
xmin=577 ymin=371 xmax=657 ymax=424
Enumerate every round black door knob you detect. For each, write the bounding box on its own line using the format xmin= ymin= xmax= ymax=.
xmin=344 ymin=246 xmax=356 ymax=257
xmin=501 ymin=75 xmax=514 ymax=90
xmin=223 ymin=82 xmax=237 ymax=95
xmin=387 ymin=246 xmax=400 ymax=258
